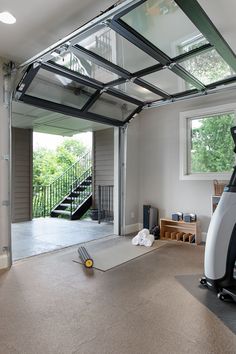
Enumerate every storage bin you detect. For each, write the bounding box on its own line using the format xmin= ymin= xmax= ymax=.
xmin=213 ymin=180 xmax=227 ymax=196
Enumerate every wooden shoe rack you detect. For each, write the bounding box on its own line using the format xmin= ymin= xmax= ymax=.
xmin=160 ymin=218 xmax=201 ymax=245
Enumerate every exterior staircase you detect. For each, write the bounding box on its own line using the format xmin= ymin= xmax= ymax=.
xmin=50 ymin=175 xmax=92 ymax=220
xmin=33 ymin=151 xmax=92 ymax=220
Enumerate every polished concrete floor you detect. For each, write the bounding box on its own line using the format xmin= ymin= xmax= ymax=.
xmin=0 ymin=241 xmax=236 ymax=354
xmin=12 ymin=218 xmax=113 ymax=261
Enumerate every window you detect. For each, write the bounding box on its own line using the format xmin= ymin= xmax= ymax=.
xmin=180 ymin=104 xmax=236 ymax=180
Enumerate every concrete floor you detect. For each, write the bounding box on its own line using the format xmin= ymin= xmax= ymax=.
xmin=0 ymin=241 xmax=236 ymax=354
xmin=12 ymin=218 xmax=113 ymax=261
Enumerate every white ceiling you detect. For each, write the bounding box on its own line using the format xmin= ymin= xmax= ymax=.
xmin=198 ymin=0 xmax=236 ymax=53
xmin=3 ymin=0 xmax=236 ymax=135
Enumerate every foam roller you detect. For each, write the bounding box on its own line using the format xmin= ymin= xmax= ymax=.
xmin=77 ymin=246 xmax=93 ymax=268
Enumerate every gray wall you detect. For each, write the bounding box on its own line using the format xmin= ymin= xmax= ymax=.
xmin=12 ymin=128 xmax=33 ymax=223
xmin=93 ymin=128 xmax=114 ymax=208
xmin=125 ymin=90 xmax=236 ymax=234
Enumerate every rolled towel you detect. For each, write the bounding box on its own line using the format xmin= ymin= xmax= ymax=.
xmin=138 ymin=228 xmax=150 ymax=245
xmin=143 ymin=234 xmax=155 ymax=247
xmin=132 ymin=235 xmax=141 ymax=246
xmin=139 ymin=229 xmax=149 ymax=238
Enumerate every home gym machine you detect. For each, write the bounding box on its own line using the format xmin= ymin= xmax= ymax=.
xmin=200 ymin=126 xmax=236 ymax=302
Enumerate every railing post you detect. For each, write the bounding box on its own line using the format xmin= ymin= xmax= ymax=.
xmin=70 ymin=182 xmax=73 ymax=220
xmin=98 ymin=185 xmax=101 ymax=224
xmin=49 ymin=184 xmax=51 ymax=214
xmin=43 ymin=186 xmax=46 ymax=217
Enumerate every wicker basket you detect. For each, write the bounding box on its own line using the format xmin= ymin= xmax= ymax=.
xmin=213 ymin=180 xmax=227 ymax=196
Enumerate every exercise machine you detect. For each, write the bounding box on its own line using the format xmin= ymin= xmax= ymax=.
xmin=200 ymin=126 xmax=236 ymax=302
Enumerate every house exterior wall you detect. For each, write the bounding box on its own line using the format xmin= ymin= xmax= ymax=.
xmin=12 ymin=128 xmax=33 ymax=223
xmin=131 ymin=90 xmax=236 ymax=237
xmin=93 ymin=128 xmax=114 ymax=208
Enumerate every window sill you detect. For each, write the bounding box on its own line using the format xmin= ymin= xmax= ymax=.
xmin=180 ymin=172 xmax=231 ymax=181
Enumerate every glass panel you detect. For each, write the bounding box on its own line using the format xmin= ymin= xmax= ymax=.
xmin=27 ymin=69 xmax=96 ymax=109
xmin=180 ymin=49 xmax=236 ymax=85
xmin=52 ymin=51 xmax=118 ymax=83
xmin=114 ymin=81 xmax=161 ymax=101
xmin=76 ymin=24 xmax=157 ymax=73
xmin=88 ymin=93 xmax=137 ymax=121
xmin=122 ymin=0 xmax=208 ymax=58
xmin=177 ymin=35 xmax=208 ymax=54
xmin=188 ymin=113 xmax=235 ymax=174
xmin=142 ymin=68 xmax=187 ymax=94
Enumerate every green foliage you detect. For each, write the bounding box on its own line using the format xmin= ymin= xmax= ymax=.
xmin=183 ymin=50 xmax=234 ymax=86
xmin=191 ymin=114 xmax=235 ymax=173
xmin=33 ymin=138 xmax=88 ymax=186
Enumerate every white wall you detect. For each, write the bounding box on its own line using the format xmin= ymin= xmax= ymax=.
xmin=0 ymin=58 xmax=11 ymax=269
xmin=125 ymin=119 xmax=140 ymax=233
xmin=124 ymin=90 xmax=236 ymax=236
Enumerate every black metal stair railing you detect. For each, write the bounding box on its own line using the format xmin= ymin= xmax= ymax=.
xmin=33 ymin=151 xmax=92 ymax=218
xmin=67 ymin=167 xmax=92 ymax=219
xmin=98 ymin=185 xmax=114 ymax=224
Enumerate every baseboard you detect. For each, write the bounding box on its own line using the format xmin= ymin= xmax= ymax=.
xmin=125 ymin=223 xmax=140 ymax=235
xmin=0 ymin=253 xmax=9 ymax=270
xmin=138 ymin=223 xmax=143 ymax=230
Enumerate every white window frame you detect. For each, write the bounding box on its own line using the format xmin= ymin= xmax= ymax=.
xmin=179 ymin=102 xmax=236 ymax=180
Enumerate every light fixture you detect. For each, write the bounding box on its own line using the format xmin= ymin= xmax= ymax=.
xmin=0 ymin=11 xmax=16 ymax=24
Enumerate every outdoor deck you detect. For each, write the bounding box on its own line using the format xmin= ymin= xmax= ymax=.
xmin=12 ymin=218 xmax=114 ymax=261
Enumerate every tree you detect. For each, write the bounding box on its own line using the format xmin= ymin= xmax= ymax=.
xmin=56 ymin=139 xmax=87 ymax=170
xmin=33 ymin=139 xmax=88 ymax=187
xmin=191 ymin=114 xmax=235 ymax=173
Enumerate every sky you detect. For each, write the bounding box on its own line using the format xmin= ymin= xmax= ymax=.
xmin=33 ymin=132 xmax=92 ymax=150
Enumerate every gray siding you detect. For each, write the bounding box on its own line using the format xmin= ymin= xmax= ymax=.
xmin=12 ymin=128 xmax=33 ymax=223
xmin=93 ymin=129 xmax=114 ymax=208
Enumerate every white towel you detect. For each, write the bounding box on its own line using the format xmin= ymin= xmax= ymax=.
xmin=131 ymin=235 xmax=141 ymax=246
xmin=138 ymin=229 xmax=149 ymax=245
xmin=132 ymin=229 xmax=154 ymax=247
xmin=143 ymin=234 xmax=154 ymax=247
xmin=139 ymin=229 xmax=149 ymax=238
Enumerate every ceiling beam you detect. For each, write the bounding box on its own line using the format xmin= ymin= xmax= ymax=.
xmin=173 ymin=43 xmax=213 ymax=63
xmin=109 ymin=19 xmax=170 ymax=65
xmin=73 ymin=44 xmax=130 ymax=79
xmin=123 ymin=105 xmax=143 ymax=124
xmin=15 ymin=63 xmax=41 ymax=98
xmin=42 ymin=62 xmax=102 ymax=90
xmin=82 ymin=90 xmax=101 ymax=112
xmin=134 ymin=78 xmax=170 ymax=99
xmin=20 ymin=95 xmax=124 ymax=127
xmin=47 ymin=60 xmax=104 ymax=88
xmin=171 ymin=64 xmax=206 ymax=91
xmin=175 ymin=0 xmax=236 ymax=72
xmin=106 ymin=87 xmax=143 ymax=106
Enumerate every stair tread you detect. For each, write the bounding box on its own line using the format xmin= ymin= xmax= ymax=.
xmin=52 ymin=210 xmax=71 ymax=215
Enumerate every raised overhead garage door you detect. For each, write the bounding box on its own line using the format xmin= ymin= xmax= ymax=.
xmin=15 ymin=0 xmax=236 ymax=124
